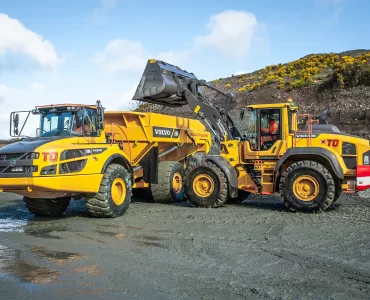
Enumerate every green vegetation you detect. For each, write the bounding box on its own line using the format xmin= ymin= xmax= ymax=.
xmin=216 ymin=52 xmax=370 ymax=92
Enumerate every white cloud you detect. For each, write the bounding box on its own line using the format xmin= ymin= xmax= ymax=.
xmin=0 ymin=83 xmax=47 ymax=138
xmin=119 ymin=85 xmax=141 ymax=110
xmin=94 ymin=9 xmax=261 ymax=74
xmin=195 ymin=10 xmax=258 ymax=58
xmin=101 ymin=0 xmax=117 ymax=9
xmin=0 ymin=14 xmax=60 ymax=70
xmin=93 ymin=39 xmax=148 ymax=73
xmin=30 ymin=82 xmax=46 ymax=92
xmin=92 ymin=0 xmax=118 ymax=22
xmin=232 ymin=70 xmax=250 ymax=76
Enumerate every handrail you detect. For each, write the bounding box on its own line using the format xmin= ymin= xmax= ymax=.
xmin=294 ymin=114 xmax=319 ymax=147
xmin=109 ymin=123 xmax=133 ymax=163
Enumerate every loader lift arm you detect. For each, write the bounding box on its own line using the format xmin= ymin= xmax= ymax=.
xmin=133 ymin=59 xmax=242 ymax=148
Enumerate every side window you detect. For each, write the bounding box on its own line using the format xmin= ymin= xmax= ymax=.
xmin=260 ymin=109 xmax=281 ymax=150
xmin=71 ymin=110 xmax=84 ymax=134
xmin=84 ymin=109 xmax=98 ymax=136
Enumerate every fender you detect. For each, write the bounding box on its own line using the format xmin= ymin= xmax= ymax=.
xmin=101 ymin=154 xmax=133 ymax=175
xmin=205 ymin=155 xmax=239 ymax=198
xmin=276 ymin=147 xmax=344 ymax=180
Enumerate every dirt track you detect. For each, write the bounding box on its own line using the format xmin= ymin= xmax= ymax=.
xmin=0 ymin=192 xmax=369 ymax=299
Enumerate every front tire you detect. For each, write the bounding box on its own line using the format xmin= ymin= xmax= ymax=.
xmin=23 ymin=197 xmax=70 ymax=217
xmin=85 ymin=163 xmax=132 ymax=218
xmin=184 ymin=160 xmax=228 ymax=208
xmin=279 ymin=160 xmax=335 ymax=212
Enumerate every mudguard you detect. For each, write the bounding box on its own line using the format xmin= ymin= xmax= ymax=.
xmin=205 ymin=155 xmax=239 ymax=198
xmin=101 ymin=154 xmax=133 ymax=175
xmin=276 ymin=147 xmax=344 ymax=179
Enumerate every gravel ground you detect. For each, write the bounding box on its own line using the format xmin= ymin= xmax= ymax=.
xmin=0 ymin=192 xmax=369 ymax=299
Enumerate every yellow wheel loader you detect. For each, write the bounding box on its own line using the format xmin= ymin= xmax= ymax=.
xmin=0 ymin=101 xmax=211 ymax=217
xmin=133 ymin=59 xmax=370 ymax=212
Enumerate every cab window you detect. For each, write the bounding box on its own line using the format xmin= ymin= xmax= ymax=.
xmin=260 ymin=109 xmax=281 ymax=150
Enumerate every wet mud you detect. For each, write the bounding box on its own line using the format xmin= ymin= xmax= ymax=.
xmin=0 ymin=192 xmax=369 ymax=299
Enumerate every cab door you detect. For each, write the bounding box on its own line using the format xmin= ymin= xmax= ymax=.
xmin=257 ymin=108 xmax=283 ymax=158
xmin=242 ymin=108 xmax=283 ymax=160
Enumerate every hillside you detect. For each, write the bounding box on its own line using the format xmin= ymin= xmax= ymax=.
xmin=136 ymin=50 xmax=370 ymax=141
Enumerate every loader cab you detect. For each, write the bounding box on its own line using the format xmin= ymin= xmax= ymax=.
xmin=240 ymin=102 xmax=297 ymax=157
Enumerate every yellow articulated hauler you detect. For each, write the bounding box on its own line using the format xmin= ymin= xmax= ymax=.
xmin=0 ymin=101 xmax=211 ymax=217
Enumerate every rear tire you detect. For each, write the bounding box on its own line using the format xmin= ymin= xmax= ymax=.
xmin=85 ymin=163 xmax=132 ymax=218
xmin=184 ymin=160 xmax=228 ymax=208
xmin=279 ymin=160 xmax=335 ymax=212
xmin=23 ymin=197 xmax=70 ymax=217
xmin=151 ymin=161 xmax=185 ymax=203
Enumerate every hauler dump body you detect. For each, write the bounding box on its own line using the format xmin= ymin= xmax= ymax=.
xmin=0 ymin=101 xmax=211 ymax=217
xmin=133 ymin=59 xmax=370 ymax=212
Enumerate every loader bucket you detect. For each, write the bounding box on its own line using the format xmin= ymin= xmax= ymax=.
xmin=133 ymin=59 xmax=197 ymax=107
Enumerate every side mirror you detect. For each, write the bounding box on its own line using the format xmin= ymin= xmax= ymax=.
xmin=97 ymin=107 xmax=103 ymax=120
xmin=36 ymin=128 xmax=40 ymax=137
xmin=13 ymin=113 xmax=19 ymax=129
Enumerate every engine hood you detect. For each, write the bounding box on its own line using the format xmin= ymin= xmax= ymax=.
xmin=0 ymin=136 xmax=69 ymax=154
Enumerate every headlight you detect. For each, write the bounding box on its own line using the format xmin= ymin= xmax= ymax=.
xmin=41 ymin=165 xmax=56 ymax=175
xmin=60 ymin=159 xmax=87 ymax=174
xmin=342 ymin=142 xmax=356 ymax=155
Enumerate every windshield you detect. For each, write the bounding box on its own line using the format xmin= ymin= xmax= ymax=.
xmin=39 ymin=108 xmax=98 ymax=137
xmin=40 ymin=111 xmax=74 ymax=137
xmin=236 ymin=110 xmax=257 ymax=146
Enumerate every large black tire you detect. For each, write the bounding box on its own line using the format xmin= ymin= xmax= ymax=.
xmin=184 ymin=160 xmax=228 ymax=208
xmin=85 ymin=163 xmax=132 ymax=218
xmin=333 ymin=184 xmax=342 ymax=203
xmin=23 ymin=197 xmax=70 ymax=217
xmin=279 ymin=160 xmax=335 ymax=212
xmin=151 ymin=161 xmax=185 ymax=203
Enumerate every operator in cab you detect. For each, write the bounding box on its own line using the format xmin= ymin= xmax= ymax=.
xmin=261 ymin=117 xmax=279 ymax=134
xmin=260 ymin=116 xmax=279 ymax=149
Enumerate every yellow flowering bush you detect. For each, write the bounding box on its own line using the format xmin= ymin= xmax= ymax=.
xmin=232 ymin=52 xmax=370 ymax=93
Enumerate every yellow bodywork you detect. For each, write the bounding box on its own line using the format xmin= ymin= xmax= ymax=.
xmin=220 ymin=102 xmax=370 ymax=195
xmin=0 ymin=110 xmax=211 ymax=199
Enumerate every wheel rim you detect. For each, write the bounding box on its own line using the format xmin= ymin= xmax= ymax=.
xmin=293 ymin=175 xmax=319 ymax=201
xmin=193 ymin=174 xmax=215 ymax=197
xmin=111 ymin=177 xmax=126 ymax=205
xmin=172 ymin=172 xmax=182 ymax=194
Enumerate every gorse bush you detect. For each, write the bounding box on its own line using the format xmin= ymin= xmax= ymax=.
xmin=228 ymin=52 xmax=370 ymax=93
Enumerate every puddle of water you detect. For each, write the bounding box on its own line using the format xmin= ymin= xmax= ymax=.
xmin=133 ymin=234 xmax=164 ymax=241
xmin=31 ymin=246 xmax=84 ymax=265
xmin=134 ymin=241 xmax=167 ymax=249
xmin=0 ymin=218 xmax=26 ymax=232
xmin=72 ymin=265 xmax=102 ymax=276
xmin=0 ymin=244 xmax=59 ymax=284
xmin=24 ymin=227 xmax=67 ymax=239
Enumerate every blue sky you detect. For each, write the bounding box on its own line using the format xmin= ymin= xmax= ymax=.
xmin=0 ymin=0 xmax=369 ymax=137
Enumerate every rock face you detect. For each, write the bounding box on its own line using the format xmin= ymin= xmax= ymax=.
xmin=135 ymin=50 xmax=370 ymax=142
